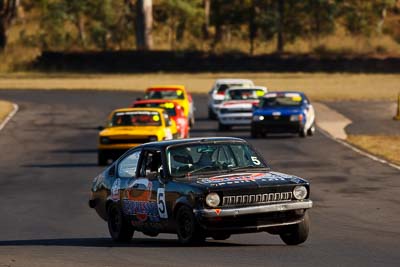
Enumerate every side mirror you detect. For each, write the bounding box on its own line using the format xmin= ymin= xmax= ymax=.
xmin=97 ymin=126 xmax=104 ymax=131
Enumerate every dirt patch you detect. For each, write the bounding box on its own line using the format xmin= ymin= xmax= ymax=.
xmin=347 ymin=135 xmax=400 ymax=166
xmin=0 ymin=72 xmax=399 ymax=101
xmin=0 ymin=100 xmax=14 ymax=123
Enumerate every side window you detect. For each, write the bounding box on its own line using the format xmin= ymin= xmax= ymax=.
xmin=139 ymin=150 xmax=162 ymax=179
xmin=118 ymin=150 xmax=141 ymax=178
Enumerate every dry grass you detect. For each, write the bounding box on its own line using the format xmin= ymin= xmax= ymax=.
xmin=347 ymin=135 xmax=400 ymax=166
xmin=0 ymin=72 xmax=399 ymax=101
xmin=0 ymin=100 xmax=14 ymax=123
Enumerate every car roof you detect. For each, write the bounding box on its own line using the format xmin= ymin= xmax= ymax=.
xmin=227 ymin=86 xmax=267 ymax=91
xmin=262 ymin=91 xmax=305 ymax=97
xmin=147 ymin=85 xmax=186 ymax=91
xmin=112 ymin=107 xmax=166 ymax=113
xmin=134 ymin=137 xmax=247 ymax=150
xmin=214 ymin=79 xmax=254 ymax=85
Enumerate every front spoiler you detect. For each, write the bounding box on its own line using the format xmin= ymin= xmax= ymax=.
xmin=194 ymin=200 xmax=312 ymax=218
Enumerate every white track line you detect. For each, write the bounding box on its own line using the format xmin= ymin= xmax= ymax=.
xmin=0 ymin=103 xmax=19 ymax=132
xmin=318 ymin=126 xmax=400 ymax=171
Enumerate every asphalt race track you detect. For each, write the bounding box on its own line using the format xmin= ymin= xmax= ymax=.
xmin=0 ymin=90 xmax=399 ymax=267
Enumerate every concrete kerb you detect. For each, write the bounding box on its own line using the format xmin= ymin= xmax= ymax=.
xmin=0 ymin=103 xmax=19 ymax=132
xmin=314 ymin=102 xmax=400 ymax=171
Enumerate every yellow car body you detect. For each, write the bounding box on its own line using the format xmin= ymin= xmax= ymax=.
xmin=145 ymin=85 xmax=193 ymax=119
xmin=97 ymin=107 xmax=177 ymax=165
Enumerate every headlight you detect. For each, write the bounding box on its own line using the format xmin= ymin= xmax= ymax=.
xmin=149 ymin=136 xmax=158 ymax=142
xmin=100 ymin=137 xmax=110 ymax=144
xmin=253 ymin=115 xmax=264 ymax=121
xmin=290 ymin=114 xmax=303 ymax=122
xmin=205 ymin=193 xmax=220 ymax=208
xmin=213 ymin=100 xmax=223 ymax=105
xmin=293 ymin=186 xmax=308 ymax=200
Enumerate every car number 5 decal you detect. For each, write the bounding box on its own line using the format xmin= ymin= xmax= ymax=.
xmin=157 ymin=188 xmax=168 ymax=219
xmin=251 ymin=156 xmax=261 ymax=165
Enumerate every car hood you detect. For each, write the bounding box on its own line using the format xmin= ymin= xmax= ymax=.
xmin=254 ymin=106 xmax=303 ymax=116
xmin=190 ymin=171 xmax=307 ymax=190
xmin=100 ymin=126 xmax=162 ymax=137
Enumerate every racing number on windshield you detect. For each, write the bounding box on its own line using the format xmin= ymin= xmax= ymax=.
xmin=251 ymin=156 xmax=261 ymax=165
xmin=157 ymin=188 xmax=168 ymax=219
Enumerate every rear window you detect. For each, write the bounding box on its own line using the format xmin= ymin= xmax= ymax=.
xmin=260 ymin=93 xmax=303 ymax=107
xmin=227 ymin=89 xmax=265 ymax=100
xmin=111 ymin=111 xmax=162 ymax=127
xmin=217 ymin=83 xmax=250 ymax=94
xmin=145 ymin=89 xmax=185 ymax=100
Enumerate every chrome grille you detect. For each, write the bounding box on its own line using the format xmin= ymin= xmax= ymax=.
xmin=222 ymin=192 xmax=293 ymax=206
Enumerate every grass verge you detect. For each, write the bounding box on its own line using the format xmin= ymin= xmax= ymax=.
xmin=0 ymin=72 xmax=399 ymax=101
xmin=347 ymin=135 xmax=400 ymax=166
xmin=0 ymin=100 xmax=14 ymax=124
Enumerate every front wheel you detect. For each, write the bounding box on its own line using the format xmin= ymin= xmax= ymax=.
xmin=279 ymin=212 xmax=310 ymax=245
xmin=98 ymin=151 xmax=108 ymax=166
xmin=251 ymin=128 xmax=258 ymax=138
xmin=307 ymin=123 xmax=316 ymax=136
xmin=299 ymin=127 xmax=307 ymax=138
xmin=176 ymin=206 xmax=205 ymax=244
xmin=208 ymin=107 xmax=216 ymax=120
xmin=218 ymin=123 xmax=231 ymax=131
xmin=107 ymin=203 xmax=134 ymax=243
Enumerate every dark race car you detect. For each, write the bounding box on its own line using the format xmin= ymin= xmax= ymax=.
xmin=89 ymin=137 xmax=312 ymax=245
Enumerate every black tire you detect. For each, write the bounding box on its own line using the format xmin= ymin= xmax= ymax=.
xmin=299 ymin=127 xmax=307 ymax=138
xmin=218 ymin=123 xmax=230 ymax=131
xmin=307 ymin=123 xmax=316 ymax=136
xmin=279 ymin=212 xmax=310 ymax=245
xmin=212 ymin=233 xmax=231 ymax=241
xmin=208 ymin=107 xmax=216 ymax=120
xmin=107 ymin=203 xmax=134 ymax=243
xmin=176 ymin=206 xmax=205 ymax=244
xmin=98 ymin=151 xmax=108 ymax=166
xmin=189 ymin=114 xmax=195 ymax=127
xmin=251 ymin=128 xmax=258 ymax=138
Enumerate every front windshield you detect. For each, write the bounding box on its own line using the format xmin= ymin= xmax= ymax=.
xmin=145 ymin=89 xmax=185 ymax=100
xmin=226 ymin=89 xmax=265 ymax=100
xmin=260 ymin=93 xmax=303 ymax=107
xmin=134 ymin=102 xmax=177 ymax=117
xmin=167 ymin=142 xmax=268 ymax=177
xmin=110 ymin=111 xmax=162 ymax=127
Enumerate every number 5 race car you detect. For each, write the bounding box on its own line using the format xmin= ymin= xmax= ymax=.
xmin=89 ymin=137 xmax=312 ymax=245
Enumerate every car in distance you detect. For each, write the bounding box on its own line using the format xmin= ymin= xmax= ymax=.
xmin=251 ymin=91 xmax=316 ymax=138
xmin=144 ymin=85 xmax=195 ymax=127
xmin=217 ymin=86 xmax=267 ymax=131
xmin=208 ymin=79 xmax=254 ymax=119
xmin=132 ymin=99 xmax=189 ymax=139
xmin=98 ymin=107 xmax=176 ymax=165
xmin=89 ymin=137 xmax=312 ymax=245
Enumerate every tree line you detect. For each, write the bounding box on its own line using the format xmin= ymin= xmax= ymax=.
xmin=1 ymin=0 xmax=399 ymax=54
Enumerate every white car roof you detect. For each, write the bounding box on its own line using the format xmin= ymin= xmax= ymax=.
xmin=214 ymin=79 xmax=254 ymax=86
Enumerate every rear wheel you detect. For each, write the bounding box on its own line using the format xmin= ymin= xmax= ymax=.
xmin=107 ymin=204 xmax=134 ymax=243
xmin=176 ymin=206 xmax=205 ymax=244
xmin=98 ymin=151 xmax=108 ymax=166
xmin=299 ymin=127 xmax=307 ymax=138
xmin=280 ymin=212 xmax=310 ymax=245
xmin=307 ymin=123 xmax=316 ymax=136
xmin=208 ymin=107 xmax=216 ymax=120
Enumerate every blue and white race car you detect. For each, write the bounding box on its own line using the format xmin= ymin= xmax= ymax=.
xmin=251 ymin=91 xmax=316 ymax=138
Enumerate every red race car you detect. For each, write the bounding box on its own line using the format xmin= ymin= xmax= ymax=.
xmin=132 ymin=99 xmax=189 ymax=138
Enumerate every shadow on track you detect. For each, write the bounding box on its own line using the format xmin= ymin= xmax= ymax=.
xmin=0 ymin=238 xmax=283 ymax=248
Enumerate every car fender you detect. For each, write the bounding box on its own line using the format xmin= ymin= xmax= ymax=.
xmin=304 ymin=104 xmax=315 ymax=129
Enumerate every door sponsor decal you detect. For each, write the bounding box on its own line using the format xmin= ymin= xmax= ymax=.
xmin=157 ymin=188 xmax=168 ymax=219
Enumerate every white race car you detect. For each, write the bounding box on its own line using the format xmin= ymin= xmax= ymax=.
xmin=208 ymin=79 xmax=254 ymax=119
xmin=217 ymin=86 xmax=267 ymax=131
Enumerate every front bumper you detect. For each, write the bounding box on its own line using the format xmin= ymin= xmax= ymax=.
xmin=251 ymin=120 xmax=302 ymax=133
xmin=194 ymin=200 xmax=312 ymax=233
